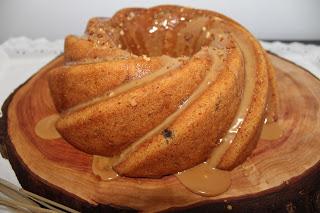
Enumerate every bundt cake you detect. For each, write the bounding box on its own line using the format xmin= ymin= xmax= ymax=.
xmin=47 ymin=5 xmax=278 ymax=178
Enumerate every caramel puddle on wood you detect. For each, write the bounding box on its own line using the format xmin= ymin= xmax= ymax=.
xmin=92 ymin=155 xmax=119 ymax=181
xmin=176 ymin=163 xmax=231 ymax=197
xmin=35 ymin=115 xmax=119 ymax=180
xmin=260 ymin=122 xmax=283 ymax=140
xmin=35 ymin=114 xmax=61 ymax=140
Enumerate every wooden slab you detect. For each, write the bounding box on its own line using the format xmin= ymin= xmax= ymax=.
xmin=0 ymin=53 xmax=319 ymax=212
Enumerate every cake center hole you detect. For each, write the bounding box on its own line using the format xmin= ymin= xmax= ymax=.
xmin=87 ymin=12 xmax=225 ymax=58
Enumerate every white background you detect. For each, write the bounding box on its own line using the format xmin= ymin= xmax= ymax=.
xmin=1 ymin=0 xmax=320 ymax=43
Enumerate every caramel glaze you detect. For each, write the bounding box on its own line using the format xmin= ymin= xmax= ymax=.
xmin=35 ymin=114 xmax=61 ymax=140
xmin=92 ymin=155 xmax=119 ymax=180
xmin=36 ymin=7 xmax=281 ymax=197
xmin=260 ymin=121 xmax=283 ymax=140
xmin=176 ymin=163 xmax=231 ymax=197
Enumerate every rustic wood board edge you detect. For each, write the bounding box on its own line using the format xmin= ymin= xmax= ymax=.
xmin=0 ymin=53 xmax=319 ymax=213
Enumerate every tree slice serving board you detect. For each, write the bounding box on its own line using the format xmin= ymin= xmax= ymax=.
xmin=0 ymin=53 xmax=319 ymax=212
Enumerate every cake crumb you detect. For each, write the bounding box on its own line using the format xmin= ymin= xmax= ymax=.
xmin=119 ymin=30 xmax=125 ymax=36
xmin=214 ymin=17 xmax=223 ymax=22
xmin=206 ymin=31 xmax=211 ymax=39
xmin=227 ymin=205 xmax=233 ymax=210
xmin=184 ymin=34 xmax=193 ymax=41
xmin=109 ymin=92 xmax=115 ymax=97
xmin=142 ymin=54 xmax=151 ymax=61
xmin=127 ymin=12 xmax=135 ymax=20
xmin=129 ymin=99 xmax=137 ymax=107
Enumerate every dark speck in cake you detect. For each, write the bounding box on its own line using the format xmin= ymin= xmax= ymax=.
xmin=162 ymin=128 xmax=173 ymax=140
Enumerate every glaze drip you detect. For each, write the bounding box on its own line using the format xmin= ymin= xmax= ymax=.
xmin=260 ymin=122 xmax=282 ymax=140
xmin=176 ymin=163 xmax=231 ymax=196
xmin=92 ymin=155 xmax=119 ymax=180
xmin=35 ymin=114 xmax=61 ymax=140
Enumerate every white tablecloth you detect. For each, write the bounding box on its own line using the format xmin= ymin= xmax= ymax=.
xmin=0 ymin=37 xmax=319 ymax=203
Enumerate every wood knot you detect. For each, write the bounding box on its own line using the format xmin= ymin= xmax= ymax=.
xmin=313 ymin=191 xmax=320 ymax=211
xmin=286 ymin=202 xmax=296 ymax=213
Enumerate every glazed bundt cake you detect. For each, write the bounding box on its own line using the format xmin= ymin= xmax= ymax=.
xmin=48 ymin=5 xmax=277 ymax=178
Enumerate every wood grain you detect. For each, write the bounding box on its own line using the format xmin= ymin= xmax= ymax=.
xmin=0 ymin=53 xmax=319 ymax=212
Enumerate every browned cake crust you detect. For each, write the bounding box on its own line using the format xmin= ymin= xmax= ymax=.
xmin=48 ymin=5 xmax=277 ymax=177
xmin=48 ymin=54 xmax=164 ymax=112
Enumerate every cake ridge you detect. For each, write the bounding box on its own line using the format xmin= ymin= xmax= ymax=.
xmin=61 ymin=55 xmax=185 ymax=115
xmin=115 ymin=47 xmax=228 ymax=167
